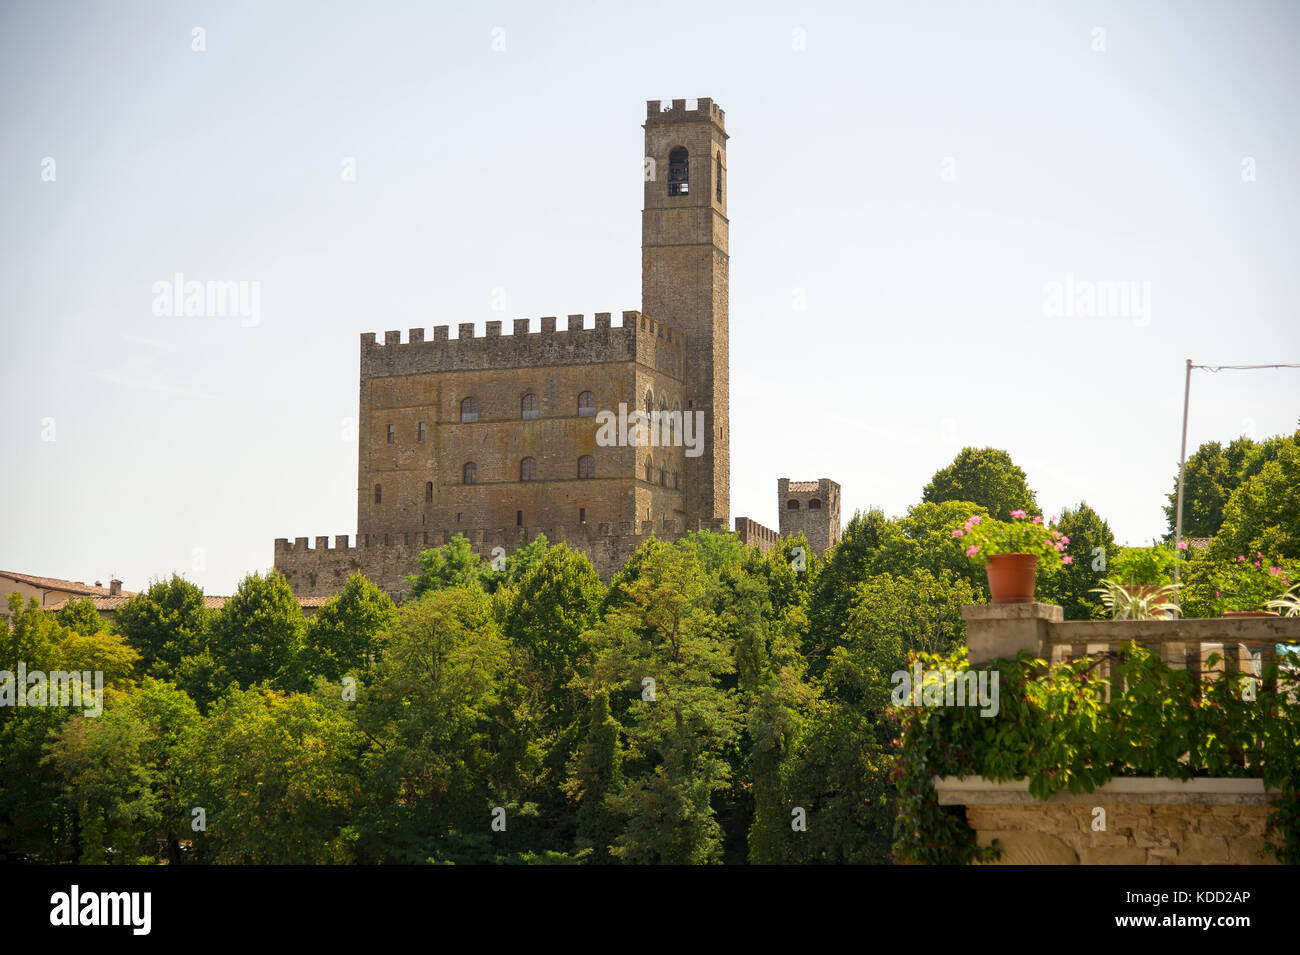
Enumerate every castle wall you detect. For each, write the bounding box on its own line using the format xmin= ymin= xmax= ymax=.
xmin=274 ymin=518 xmax=731 ymax=597
xmin=778 ymin=478 xmax=842 ymax=555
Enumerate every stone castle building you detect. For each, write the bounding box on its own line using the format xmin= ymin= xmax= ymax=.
xmin=276 ymin=99 xmax=838 ymax=598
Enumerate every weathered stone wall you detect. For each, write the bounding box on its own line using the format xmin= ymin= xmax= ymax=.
xmin=357 ymin=314 xmax=688 ymax=542
xmin=936 ymin=777 xmax=1280 ymax=865
xmin=642 ymin=98 xmax=729 ymax=525
xmin=777 ymin=477 xmax=842 ymax=555
xmin=735 ymin=517 xmax=778 ymax=553
xmin=275 ymin=518 xmax=731 ymax=597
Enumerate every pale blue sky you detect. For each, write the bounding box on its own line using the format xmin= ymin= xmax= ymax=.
xmin=2 ymin=0 xmax=1297 ymax=594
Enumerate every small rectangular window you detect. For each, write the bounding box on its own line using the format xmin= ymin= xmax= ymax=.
xmin=579 ymin=507 xmax=586 ymax=523
xmin=516 ymin=510 xmax=523 ymax=527
xmin=417 ymin=421 xmax=426 ymax=441
xmin=386 ymin=424 xmax=395 ymax=443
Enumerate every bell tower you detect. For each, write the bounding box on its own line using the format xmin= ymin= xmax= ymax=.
xmin=642 ymin=97 xmax=729 ymax=524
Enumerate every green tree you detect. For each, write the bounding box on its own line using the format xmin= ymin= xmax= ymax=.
xmin=355 ymin=586 xmax=541 ymax=863
xmin=1214 ymin=435 xmax=1300 ymax=560
xmin=583 ymin=541 xmax=742 ymax=864
xmin=922 ymin=447 xmax=1038 ymax=519
xmin=114 ymin=576 xmax=209 ymax=679
xmin=179 ymin=686 xmax=362 ymax=864
xmin=1038 ymin=502 xmax=1117 ymax=619
xmin=406 ymin=535 xmax=489 ymax=597
xmin=54 ymin=598 xmax=106 ymax=638
xmin=207 ymin=571 xmax=306 ymax=692
xmin=49 ymin=678 xmax=200 ymax=864
xmin=564 ymin=691 xmax=623 ymax=863
xmin=302 ymin=573 xmax=396 ymax=682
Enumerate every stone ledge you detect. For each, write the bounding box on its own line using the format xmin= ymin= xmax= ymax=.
xmin=934 ymin=776 xmax=1277 ymax=806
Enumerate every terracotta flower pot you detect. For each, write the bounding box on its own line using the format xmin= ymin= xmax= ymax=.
xmin=985 ymin=553 xmax=1039 ymax=604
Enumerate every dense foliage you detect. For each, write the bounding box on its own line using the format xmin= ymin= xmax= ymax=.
xmin=894 ymin=646 xmax=1300 ymax=864
xmin=1 ymin=439 xmax=1295 ymax=864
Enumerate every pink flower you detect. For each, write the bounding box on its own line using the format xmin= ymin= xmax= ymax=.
xmin=969 ymin=515 xmax=982 ymax=525
xmin=1215 ymin=590 xmax=1220 ymax=598
xmin=1257 ymin=552 xmax=1264 ymax=559
xmin=1177 ymin=540 xmax=1188 ymax=550
xmin=1270 ymin=566 xmax=1282 ymax=575
xmin=1051 ymin=530 xmax=1061 ymax=539
xmin=1061 ymin=536 xmax=1070 ymax=545
xmin=1050 ymin=515 xmax=1058 ymax=524
xmin=1032 ymin=515 xmax=1042 ymax=525
xmin=1238 ymin=556 xmax=1246 ymax=562
xmin=952 ymin=529 xmax=964 ymax=538
xmin=965 ymin=545 xmax=979 ymax=557
xmin=1055 ymin=542 xmax=1065 ymax=551
xmin=1062 ymin=555 xmax=1073 ymax=565
xmin=1010 ymin=510 xmax=1026 ymax=519
xmin=1254 ymin=561 xmax=1261 ymax=567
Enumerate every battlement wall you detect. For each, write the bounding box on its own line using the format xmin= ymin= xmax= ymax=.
xmin=361 ymin=312 xmax=685 ymax=381
xmin=646 ymin=97 xmax=726 ymax=133
xmin=274 ymin=517 xmax=730 ymax=598
xmin=734 ymin=517 xmax=779 ymax=554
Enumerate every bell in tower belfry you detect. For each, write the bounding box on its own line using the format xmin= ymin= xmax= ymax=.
xmin=642 ymin=98 xmax=729 ymax=524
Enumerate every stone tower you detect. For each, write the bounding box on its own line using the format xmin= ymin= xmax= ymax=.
xmin=778 ymin=478 xmax=842 ymax=556
xmin=642 ymin=98 xmax=729 ymax=524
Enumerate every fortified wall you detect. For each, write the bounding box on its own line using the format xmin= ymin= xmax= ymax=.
xmin=360 ymin=311 xmax=685 ymax=380
xmin=275 ymin=517 xmax=730 ymax=599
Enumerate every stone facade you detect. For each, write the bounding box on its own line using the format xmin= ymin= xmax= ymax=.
xmin=275 ymin=99 xmax=732 ymax=592
xmin=274 ymin=99 xmax=848 ymax=595
xmin=935 ymin=777 xmax=1280 ymax=865
xmin=778 ymin=478 xmax=841 ymax=555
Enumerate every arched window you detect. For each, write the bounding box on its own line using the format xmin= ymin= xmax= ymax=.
xmin=659 ymin=467 xmax=666 ymax=486
xmin=386 ymin=424 xmax=395 ymax=444
xmin=521 ymin=394 xmax=539 ymax=420
xmin=425 ymin=481 xmax=433 ymax=502
xmin=520 ymin=457 xmax=537 ymax=481
xmin=417 ymin=421 xmax=426 ymax=442
xmin=716 ymin=151 xmax=723 ymax=201
xmin=578 ymin=391 xmax=595 ymax=416
xmin=460 ymin=397 xmax=477 ymax=423
xmin=578 ymin=455 xmax=595 ymax=479
xmin=809 ymin=498 xmax=822 ymax=510
xmin=645 ymin=457 xmax=654 ymax=483
xmin=644 ymin=389 xmax=654 ymax=415
xmin=673 ymin=472 xmax=679 ymax=489
xmin=463 ymin=462 xmax=477 ymax=485
xmin=374 ymin=484 xmax=382 ymax=504
xmin=787 ymin=499 xmax=800 ymax=510
xmin=668 ymin=147 xmax=689 ymax=195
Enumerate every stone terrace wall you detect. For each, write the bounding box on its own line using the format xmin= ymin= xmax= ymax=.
xmin=936 ymin=777 xmax=1279 ymax=865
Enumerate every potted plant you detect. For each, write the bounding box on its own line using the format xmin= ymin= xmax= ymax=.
xmin=1107 ymin=542 xmax=1179 ymax=609
xmin=954 ymin=510 xmax=1070 ymax=603
xmin=1091 ymin=579 xmax=1180 ymax=620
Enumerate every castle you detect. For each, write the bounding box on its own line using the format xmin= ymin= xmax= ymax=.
xmin=275 ymin=99 xmax=839 ymax=598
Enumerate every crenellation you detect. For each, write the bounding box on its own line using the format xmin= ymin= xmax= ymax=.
xmin=541 ymin=316 xmax=556 ymax=333
xmin=486 ymin=320 xmax=502 ymax=337
xmin=409 ymin=328 xmax=425 ymax=344
xmin=434 ymin=325 xmax=449 ymax=341
xmin=513 ymin=318 xmax=530 ymax=336
xmin=384 ymin=330 xmax=401 ymax=346
xmin=458 ymin=322 xmax=475 ymax=339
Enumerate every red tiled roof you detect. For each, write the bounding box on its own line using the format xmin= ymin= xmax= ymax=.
xmin=43 ymin=593 xmax=330 ymax=613
xmin=0 ymin=571 xmax=135 ymax=598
